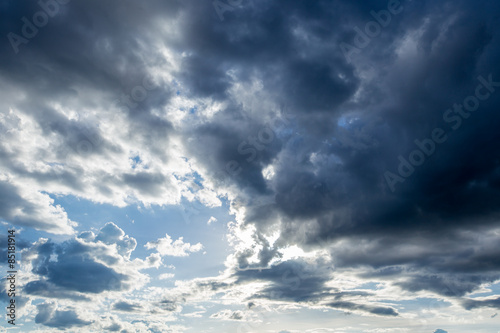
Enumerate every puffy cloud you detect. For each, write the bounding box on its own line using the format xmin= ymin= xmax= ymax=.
xmin=207 ymin=216 xmax=218 ymax=225
xmin=27 ymin=238 xmax=131 ymax=293
xmin=145 ymin=234 xmax=203 ymax=257
xmin=95 ymin=222 xmax=137 ymax=259
xmin=113 ymin=301 xmax=143 ymax=312
xmin=0 ymin=179 xmax=76 ymax=234
xmin=35 ymin=303 xmax=92 ymax=329
xmin=23 ymin=222 xmax=153 ymax=298
xmin=210 ymin=309 xmax=244 ymax=321
xmin=0 ymin=0 xmax=223 ymax=235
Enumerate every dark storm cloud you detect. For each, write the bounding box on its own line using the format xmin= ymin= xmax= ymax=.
xmin=150 ymin=0 xmax=500 ymax=309
xmin=396 ymin=274 xmax=499 ymax=297
xmin=184 ymin=105 xmax=288 ymax=194
xmin=173 ymin=0 xmax=500 ymax=301
xmin=331 ymin=230 xmax=500 ymax=298
xmin=1 ymin=0 xmax=500 ymax=321
xmin=235 ymin=259 xmax=333 ymax=302
xmin=229 ymin=258 xmax=397 ymax=316
xmin=463 ymin=296 xmax=500 ymax=310
xmin=325 ymin=300 xmax=398 ymax=316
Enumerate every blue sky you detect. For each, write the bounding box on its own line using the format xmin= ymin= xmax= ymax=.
xmin=1 ymin=0 xmax=500 ymax=332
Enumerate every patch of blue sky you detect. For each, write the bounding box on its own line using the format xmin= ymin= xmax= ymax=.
xmin=382 ymin=297 xmax=451 ymax=313
xmin=48 ymin=194 xmax=233 ymax=281
xmin=337 ymin=114 xmax=361 ymax=128
xmin=356 ymin=281 xmax=381 ymax=290
xmin=468 ymin=281 xmax=500 ymax=297
xmin=130 ymin=155 xmax=142 ymax=169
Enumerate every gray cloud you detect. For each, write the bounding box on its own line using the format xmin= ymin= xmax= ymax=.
xmin=23 ymin=280 xmax=90 ymax=301
xmin=113 ymin=301 xmax=143 ymax=312
xmin=31 ymin=240 xmax=129 ymax=293
xmin=2 ymin=0 xmax=500 ymax=326
xmin=325 ymin=300 xmax=398 ymax=316
xmin=26 ymin=223 xmax=143 ymax=296
xmin=35 ymin=303 xmax=92 ymax=329
xmin=210 ymin=309 xmax=244 ymax=321
xmin=463 ymin=297 xmax=500 ymax=310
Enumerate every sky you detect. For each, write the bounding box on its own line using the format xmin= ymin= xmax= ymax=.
xmin=1 ymin=0 xmax=500 ymax=332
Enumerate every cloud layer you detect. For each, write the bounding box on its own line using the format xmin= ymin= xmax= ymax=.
xmin=1 ymin=0 xmax=500 ymax=331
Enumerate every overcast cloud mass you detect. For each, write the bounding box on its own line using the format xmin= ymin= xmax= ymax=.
xmin=1 ymin=0 xmax=500 ymax=332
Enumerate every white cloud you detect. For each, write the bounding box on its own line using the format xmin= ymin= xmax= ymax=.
xmin=207 ymin=216 xmax=218 ymax=225
xmin=210 ymin=309 xmax=244 ymax=321
xmin=0 ymin=175 xmax=77 ymax=235
xmin=145 ymin=233 xmax=203 ymax=257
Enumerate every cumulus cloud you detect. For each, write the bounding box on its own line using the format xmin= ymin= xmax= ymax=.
xmin=210 ymin=309 xmax=244 ymax=321
xmin=112 ymin=300 xmax=143 ymax=312
xmin=35 ymin=303 xmax=92 ymax=329
xmin=94 ymin=222 xmax=137 ymax=259
xmin=0 ymin=179 xmax=76 ymax=234
xmin=23 ymin=222 xmax=154 ymax=298
xmin=207 ymin=216 xmax=218 ymax=225
xmin=0 ymin=0 xmax=222 ymax=235
xmin=145 ymin=234 xmax=203 ymax=257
